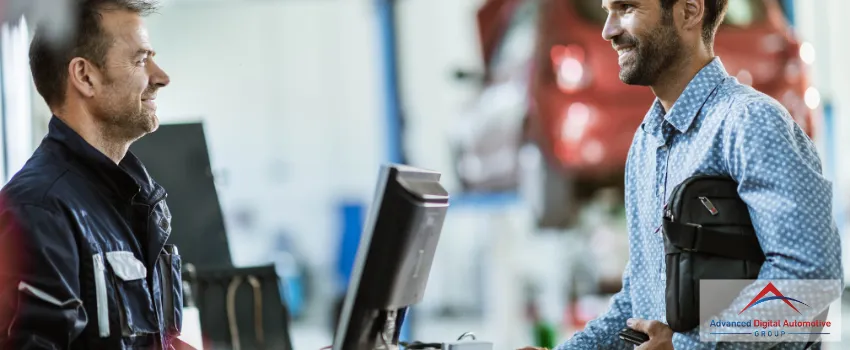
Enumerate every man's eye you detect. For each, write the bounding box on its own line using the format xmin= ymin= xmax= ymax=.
xmin=622 ymin=4 xmax=635 ymax=12
xmin=137 ymin=57 xmax=148 ymax=65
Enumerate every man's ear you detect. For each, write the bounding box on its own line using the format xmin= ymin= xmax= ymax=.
xmin=681 ymin=0 xmax=705 ymax=32
xmin=68 ymin=57 xmax=100 ymax=99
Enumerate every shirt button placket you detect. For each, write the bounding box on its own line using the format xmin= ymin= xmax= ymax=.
xmin=656 ymin=145 xmax=668 ymax=212
xmin=656 ymin=143 xmax=669 ymax=276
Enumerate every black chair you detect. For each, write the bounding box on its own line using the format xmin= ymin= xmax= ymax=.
xmin=185 ymin=264 xmax=293 ymax=350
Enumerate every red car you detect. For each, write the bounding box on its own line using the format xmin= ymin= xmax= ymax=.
xmin=452 ymin=0 xmax=818 ymax=228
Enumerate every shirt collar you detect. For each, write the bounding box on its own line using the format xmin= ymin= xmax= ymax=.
xmin=641 ymin=57 xmax=729 ymax=137
xmin=45 ymin=115 xmax=165 ymax=204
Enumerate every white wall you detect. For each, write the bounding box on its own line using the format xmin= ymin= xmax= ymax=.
xmin=147 ymin=1 xmax=505 ymax=345
xmin=146 ymin=0 xmax=384 ymax=267
xmin=397 ymin=0 xmax=486 ymax=192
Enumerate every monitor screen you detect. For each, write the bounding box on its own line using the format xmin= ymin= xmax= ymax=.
xmin=332 ymin=164 xmax=450 ymax=350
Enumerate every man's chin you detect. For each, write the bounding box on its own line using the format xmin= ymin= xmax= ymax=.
xmin=147 ymin=114 xmax=160 ymax=133
xmin=619 ymin=70 xmax=652 ymax=86
xmin=131 ymin=114 xmax=159 ymax=139
xmin=618 ymin=64 xmax=636 ymax=84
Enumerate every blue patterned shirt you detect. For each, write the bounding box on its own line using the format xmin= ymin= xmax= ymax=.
xmin=555 ymin=58 xmax=843 ymax=349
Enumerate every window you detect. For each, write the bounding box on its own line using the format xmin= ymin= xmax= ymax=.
xmin=1 ymin=16 xmax=34 ymax=183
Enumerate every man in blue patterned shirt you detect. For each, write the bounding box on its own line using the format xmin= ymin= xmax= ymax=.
xmin=519 ymin=0 xmax=844 ymax=349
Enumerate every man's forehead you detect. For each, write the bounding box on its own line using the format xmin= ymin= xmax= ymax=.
xmin=99 ymin=9 xmax=152 ymax=51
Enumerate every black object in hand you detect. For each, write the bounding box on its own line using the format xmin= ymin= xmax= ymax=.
xmin=618 ymin=328 xmax=649 ymax=346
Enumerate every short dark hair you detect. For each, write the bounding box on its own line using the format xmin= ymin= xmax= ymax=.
xmin=28 ymin=0 xmax=159 ymax=109
xmin=660 ymin=0 xmax=728 ymax=48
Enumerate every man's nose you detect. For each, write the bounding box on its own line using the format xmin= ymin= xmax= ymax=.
xmin=148 ymin=60 xmax=170 ymax=88
xmin=602 ymin=15 xmax=622 ymax=41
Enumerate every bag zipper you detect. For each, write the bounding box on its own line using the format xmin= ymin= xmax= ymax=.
xmin=699 ymin=196 xmax=719 ymax=215
xmin=668 ymin=175 xmax=728 ymax=221
xmin=93 ymin=253 xmax=110 ymax=338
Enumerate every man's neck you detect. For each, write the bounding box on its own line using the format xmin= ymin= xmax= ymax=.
xmin=91 ymin=131 xmax=130 ymax=165
xmin=651 ymin=52 xmax=714 ymax=113
xmin=55 ymin=109 xmax=130 ymax=164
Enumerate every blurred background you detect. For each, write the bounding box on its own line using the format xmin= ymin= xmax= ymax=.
xmin=1 ymin=0 xmax=849 ymax=349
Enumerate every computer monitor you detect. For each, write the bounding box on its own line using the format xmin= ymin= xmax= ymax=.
xmin=332 ymin=164 xmax=450 ymax=350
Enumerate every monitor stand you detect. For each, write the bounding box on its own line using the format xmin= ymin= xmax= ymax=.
xmin=372 ymin=308 xmax=494 ymax=350
xmin=374 ymin=309 xmax=401 ymax=350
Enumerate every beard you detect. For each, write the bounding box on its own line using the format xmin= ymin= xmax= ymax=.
xmin=614 ymin=12 xmax=684 ymax=86
xmin=93 ymin=79 xmax=159 ymax=142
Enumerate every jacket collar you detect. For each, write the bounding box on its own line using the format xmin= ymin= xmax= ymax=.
xmin=641 ymin=57 xmax=729 ymax=138
xmin=45 ymin=116 xmax=165 ymax=205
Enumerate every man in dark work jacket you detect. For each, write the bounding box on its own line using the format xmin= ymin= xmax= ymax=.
xmin=0 ymin=1 xmax=189 ymax=348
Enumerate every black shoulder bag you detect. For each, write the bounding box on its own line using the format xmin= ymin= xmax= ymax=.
xmin=662 ymin=175 xmax=765 ymax=332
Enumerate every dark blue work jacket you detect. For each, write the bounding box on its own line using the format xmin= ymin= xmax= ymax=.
xmin=0 ymin=116 xmax=184 ymax=349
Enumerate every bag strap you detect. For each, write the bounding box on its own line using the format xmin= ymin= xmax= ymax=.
xmin=662 ymin=218 xmax=765 ymax=261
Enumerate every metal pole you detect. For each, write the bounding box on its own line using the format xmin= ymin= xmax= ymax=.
xmin=781 ymin=0 xmax=795 ymax=26
xmin=377 ymin=0 xmax=406 ymax=166
xmin=376 ymin=0 xmax=412 ymax=341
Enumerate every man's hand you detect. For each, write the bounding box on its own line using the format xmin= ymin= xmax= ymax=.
xmin=627 ymin=318 xmax=673 ymax=350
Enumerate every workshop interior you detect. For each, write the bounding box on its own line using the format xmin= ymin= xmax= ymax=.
xmin=1 ymin=0 xmax=850 ymax=349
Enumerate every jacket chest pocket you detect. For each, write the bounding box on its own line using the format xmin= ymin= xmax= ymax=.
xmin=158 ymin=245 xmax=183 ymax=336
xmin=97 ymin=251 xmax=159 ymax=337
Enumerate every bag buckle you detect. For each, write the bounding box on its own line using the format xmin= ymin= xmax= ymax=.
xmin=680 ymin=223 xmax=702 ymax=252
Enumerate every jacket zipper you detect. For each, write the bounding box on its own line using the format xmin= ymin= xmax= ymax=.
xmin=93 ymin=253 xmax=110 ymax=338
